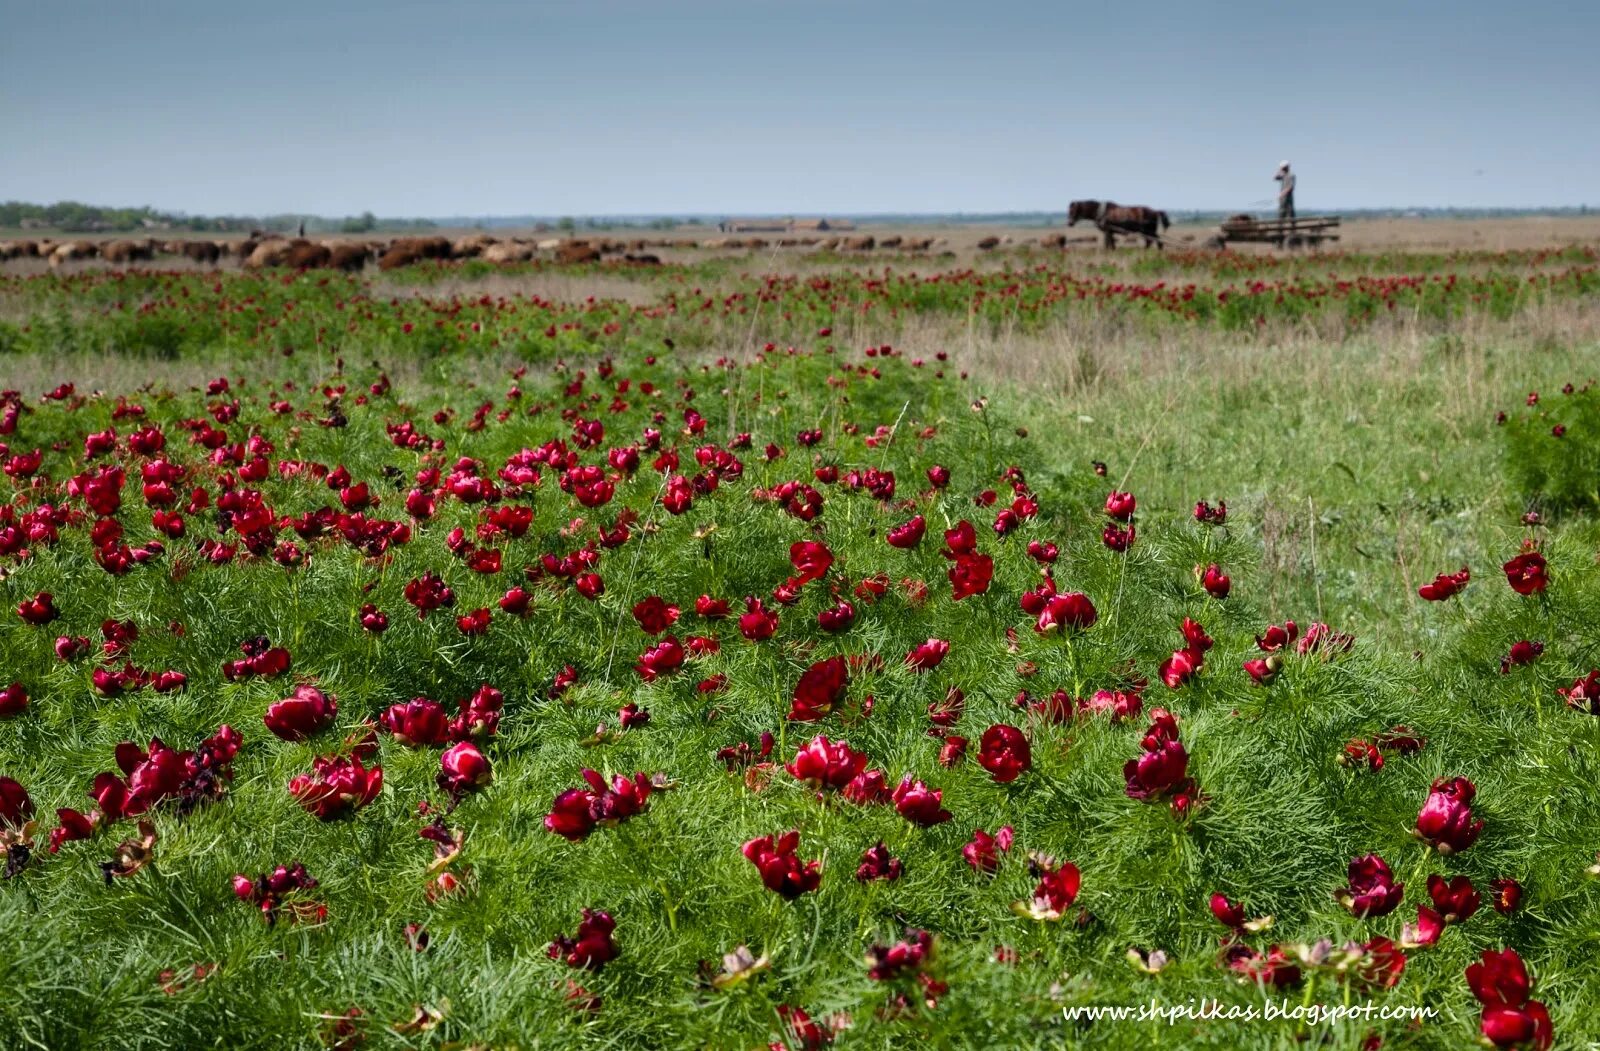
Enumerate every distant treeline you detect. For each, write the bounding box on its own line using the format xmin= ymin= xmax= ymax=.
xmin=0 ymin=201 xmax=437 ymax=235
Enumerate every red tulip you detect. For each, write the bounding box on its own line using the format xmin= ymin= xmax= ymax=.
xmin=288 ymin=755 xmax=383 ymax=820
xmin=1415 ymin=776 xmax=1484 ymax=854
xmin=786 ymin=734 xmax=869 ymax=790
xmin=976 ymin=724 xmax=1031 ymax=783
xmin=549 ymin=909 xmax=618 ymax=970
xmin=891 ymin=775 xmax=951 ymax=826
xmin=263 ymin=684 xmax=338 ymax=741
xmin=1335 ymin=854 xmax=1405 ymax=918
xmin=743 ymin=830 xmax=821 ymax=898
xmin=789 ymin=656 xmax=848 ymax=721
xmin=437 ymin=741 xmax=492 ymax=795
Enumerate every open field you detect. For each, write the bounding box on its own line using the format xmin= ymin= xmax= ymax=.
xmin=2 ymin=238 xmax=1599 ymax=1050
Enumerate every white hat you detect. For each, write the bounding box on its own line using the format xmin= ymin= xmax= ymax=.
xmin=1277 ymin=160 xmax=1290 ymax=170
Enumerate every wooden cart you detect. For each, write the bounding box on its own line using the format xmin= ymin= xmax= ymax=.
xmin=1204 ymin=214 xmax=1341 ymax=250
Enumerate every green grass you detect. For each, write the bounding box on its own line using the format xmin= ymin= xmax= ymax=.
xmin=1 ymin=256 xmax=1598 ymax=1050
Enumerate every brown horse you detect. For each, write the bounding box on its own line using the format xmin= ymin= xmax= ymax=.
xmin=1067 ymin=200 xmax=1170 ymax=249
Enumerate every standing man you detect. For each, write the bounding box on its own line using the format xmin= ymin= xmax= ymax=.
xmin=1275 ymin=161 xmax=1296 ymax=219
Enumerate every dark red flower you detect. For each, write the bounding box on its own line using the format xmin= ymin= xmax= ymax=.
xmin=549 ymin=909 xmax=618 ymax=970
xmin=904 ymin=638 xmax=949 ymax=671
xmin=263 ymin=684 xmax=337 ymax=741
xmin=1418 ymin=565 xmax=1470 ymax=601
xmin=865 ymin=928 xmax=934 ymax=981
xmin=976 ymin=724 xmax=1031 ymax=783
xmin=631 ymin=595 xmax=680 ymax=635
xmin=789 ymin=656 xmax=848 ymax=721
xmin=695 ymin=594 xmax=730 ymax=618
xmin=855 ymin=841 xmax=904 ymax=882
xmin=817 ymin=598 xmax=855 ymax=632
xmin=1335 ymin=853 xmax=1405 ymax=918
xmin=380 ymin=699 xmax=451 ymax=747
xmin=1502 ymin=551 xmax=1548 ymax=596
xmin=1243 ymin=656 xmax=1282 ymax=686
xmin=16 ymin=591 xmax=57 ymax=626
xmin=1427 ymin=874 xmax=1480 ymax=923
xmin=1101 ymin=522 xmax=1135 ymax=551
xmin=948 ymin=553 xmax=993 ymax=600
xmin=962 ymin=826 xmax=1013 ymax=873
xmin=891 ymin=776 xmax=951 ymax=826
xmin=437 ymin=741 xmax=492 ymax=795
xmin=1467 ymin=948 xmax=1553 ymax=1050
xmin=1034 ymin=591 xmax=1097 ymax=634
xmin=786 ymin=734 xmax=869 ymax=790
xmin=403 ymin=571 xmax=455 ymax=617
xmin=1490 ymin=877 xmax=1522 ymax=914
xmin=1159 ymin=647 xmax=1202 ymax=688
xmin=841 ymin=768 xmax=891 ymax=805
xmin=1255 ymin=621 xmax=1299 ymax=652
xmin=1014 ymin=861 xmax=1082 ymax=921
xmin=0 ymin=683 xmax=27 ymax=718
xmin=1124 ymin=709 xmax=1192 ymax=802
xmin=1104 ymin=490 xmax=1136 ymax=521
xmin=1559 ymin=669 xmax=1600 ymax=714
xmin=635 ymin=635 xmax=686 ymax=681
xmin=1415 ymin=776 xmax=1483 ymax=854
xmin=1499 ymin=640 xmax=1543 ymax=674
xmin=0 ymin=776 xmax=32 ymax=824
xmin=789 ymin=541 xmax=834 ymax=584
xmin=743 ymin=830 xmax=821 ymax=898
xmin=739 ymin=597 xmax=779 ymax=641
xmin=288 ymin=755 xmax=383 ymax=820
xmin=1200 ymin=563 xmax=1231 ymax=599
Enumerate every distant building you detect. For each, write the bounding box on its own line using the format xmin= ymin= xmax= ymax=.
xmin=718 ymin=217 xmax=857 ymax=233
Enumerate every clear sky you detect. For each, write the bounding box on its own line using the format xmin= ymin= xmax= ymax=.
xmin=2 ymin=0 xmax=1595 ymax=216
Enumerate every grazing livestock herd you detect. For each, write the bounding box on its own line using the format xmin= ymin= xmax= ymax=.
xmin=0 ymin=230 xmax=1096 ymax=271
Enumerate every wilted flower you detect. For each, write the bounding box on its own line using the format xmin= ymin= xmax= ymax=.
xmin=855 ymin=841 xmax=904 ymax=882
xmin=962 ymin=826 xmax=1014 ymax=874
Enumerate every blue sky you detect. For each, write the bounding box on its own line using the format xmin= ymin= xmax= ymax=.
xmin=2 ymin=0 xmax=1595 ymax=216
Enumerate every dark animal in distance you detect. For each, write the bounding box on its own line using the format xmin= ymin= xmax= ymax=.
xmin=1067 ymin=200 xmax=1170 ymax=249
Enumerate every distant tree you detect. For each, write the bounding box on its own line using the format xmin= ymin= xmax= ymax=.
xmin=340 ymin=211 xmax=377 ymax=234
xmin=557 ymin=217 xmax=576 ymax=233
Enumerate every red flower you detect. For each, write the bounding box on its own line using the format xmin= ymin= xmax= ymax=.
xmin=1124 ymin=710 xmax=1192 ymax=803
xmin=865 ymin=928 xmax=934 ymax=981
xmin=16 ymin=591 xmax=58 ymax=626
xmin=456 ymin=607 xmax=492 ymax=636
xmin=855 ymin=841 xmax=903 ymax=882
xmin=1255 ymin=621 xmax=1299 ymax=652
xmin=549 ymin=909 xmax=618 ymax=970
xmin=1243 ymin=656 xmax=1282 ymax=686
xmin=380 ymin=699 xmax=451 ymax=747
xmin=739 ymin=597 xmax=779 ymax=641
xmin=1499 ymin=640 xmax=1543 ymax=674
xmin=1502 ymin=551 xmax=1548 ymax=595
xmin=1490 ymin=877 xmax=1522 ymax=914
xmin=0 ymin=776 xmax=32 ymax=824
xmin=1101 ymin=522 xmax=1135 ymax=551
xmin=695 ymin=594 xmax=730 ymax=618
xmin=0 ymin=683 xmax=27 ymax=718
xmin=941 ymin=521 xmax=978 ymax=557
xmin=817 ymin=598 xmax=855 ymax=632
xmin=891 ymin=776 xmax=951 ymax=826
xmin=630 ymin=595 xmax=680 ymax=635
xmin=544 ymin=769 xmax=653 ymax=840
xmin=1427 ymin=874 xmax=1480 ymax=923
xmin=976 ymin=724 xmax=1031 ymax=783
xmin=1035 ymin=591 xmax=1097 ymax=634
xmin=263 ymin=684 xmax=337 ymax=741
xmin=437 ymin=741 xmax=492 ymax=795
xmin=403 ymin=571 xmax=454 ymax=617
xmin=926 ymin=464 xmax=950 ymax=488
xmin=1104 ymin=490 xmax=1136 ymax=521
xmin=962 ymin=826 xmax=1013 ymax=873
xmin=1415 ymin=776 xmax=1484 ymax=854
xmin=841 ymin=768 xmax=891 ymax=805
xmin=948 ymin=553 xmax=993 ymax=600
xmin=1199 ymin=563 xmax=1231 ymax=599
xmin=574 ymin=572 xmax=604 ymax=599
xmin=789 ymin=656 xmax=848 ymax=721
xmin=1014 ymin=861 xmax=1081 ymax=921
xmin=1335 ymin=853 xmax=1405 ymax=918
xmin=786 ymin=734 xmax=869 ymax=790
xmin=743 ymin=830 xmax=821 ymax=898
xmin=1159 ymin=647 xmax=1202 ymax=688
xmin=1418 ymin=565 xmax=1470 ymax=601
xmin=1466 ymin=948 xmax=1553 ymax=1050
xmin=789 ymin=541 xmax=834 ymax=584
xmin=904 ymin=638 xmax=949 ymax=671
xmin=288 ymin=755 xmax=383 ymax=820
xmin=1558 ymin=669 xmax=1600 ymax=714
xmin=634 ymin=636 xmax=686 ymax=681
xmin=886 ymin=515 xmax=926 ymax=549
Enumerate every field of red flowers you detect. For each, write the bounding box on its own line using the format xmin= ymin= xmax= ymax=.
xmin=2 ymin=256 xmax=1599 ymax=1049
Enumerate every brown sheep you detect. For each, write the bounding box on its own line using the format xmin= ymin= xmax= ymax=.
xmin=378 ymin=243 xmax=425 ymax=270
xmin=905 ymin=237 xmax=935 ymax=251
xmin=621 ymin=253 xmax=661 ymax=265
xmin=482 ymin=241 xmax=535 ymax=264
xmin=49 ymin=241 xmax=99 ymax=267
xmin=976 ymin=236 xmax=1001 ymax=251
xmin=246 ymin=239 xmax=296 ymax=269
xmin=878 ymin=236 xmax=902 ymax=249
xmin=451 ymin=234 xmax=498 ymax=259
xmin=235 ymin=239 xmax=260 ymax=260
xmin=102 ymin=239 xmax=155 ymax=264
xmin=843 ymin=236 xmax=876 ymax=251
